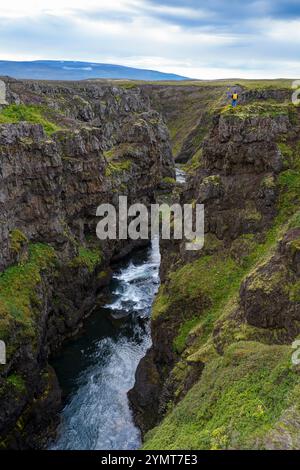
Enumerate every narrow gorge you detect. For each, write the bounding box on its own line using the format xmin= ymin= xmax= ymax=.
xmin=1 ymin=77 xmax=300 ymax=450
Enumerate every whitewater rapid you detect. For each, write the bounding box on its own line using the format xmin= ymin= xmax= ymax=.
xmin=51 ymin=238 xmax=160 ymax=450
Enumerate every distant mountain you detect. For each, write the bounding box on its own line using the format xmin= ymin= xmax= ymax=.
xmin=0 ymin=60 xmax=188 ymax=81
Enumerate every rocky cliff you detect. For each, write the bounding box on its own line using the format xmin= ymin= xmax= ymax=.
xmin=0 ymin=78 xmax=174 ymax=448
xmin=130 ymin=86 xmax=300 ymax=449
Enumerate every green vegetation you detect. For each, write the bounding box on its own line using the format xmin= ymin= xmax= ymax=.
xmin=68 ymin=247 xmax=102 ymax=273
xmin=151 ymin=85 xmax=226 ymax=159
xmin=278 ymin=142 xmax=294 ymax=166
xmin=289 ymin=280 xmax=300 ymax=302
xmin=117 ymin=82 xmax=137 ymax=90
xmin=103 ymin=143 xmax=139 ymax=160
xmin=144 ymin=342 xmax=299 ymax=450
xmin=183 ymin=148 xmax=202 ymax=174
xmin=162 ymin=177 xmax=176 ymax=185
xmin=154 ymin=254 xmax=243 ymax=353
xmin=115 ymin=79 xmax=293 ymax=90
xmin=7 ymin=374 xmax=26 ymax=392
xmin=9 ymin=229 xmax=28 ymax=254
xmin=221 ymin=102 xmax=294 ymax=119
xmin=0 ymin=104 xmax=61 ymax=135
xmin=105 ymin=160 xmax=132 ymax=177
xmin=0 ymin=243 xmax=57 ymax=341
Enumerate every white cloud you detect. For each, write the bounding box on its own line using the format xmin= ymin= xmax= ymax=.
xmin=0 ymin=0 xmax=299 ymax=78
xmin=264 ymin=18 xmax=300 ymax=41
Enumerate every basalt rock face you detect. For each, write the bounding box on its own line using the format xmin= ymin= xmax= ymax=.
xmin=0 ymin=78 xmax=174 ymax=448
xmin=131 ymin=95 xmax=300 ymax=448
xmin=0 ymin=78 xmax=174 ymax=271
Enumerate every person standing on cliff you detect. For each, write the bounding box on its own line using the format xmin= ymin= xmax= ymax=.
xmin=231 ymin=90 xmax=239 ymax=107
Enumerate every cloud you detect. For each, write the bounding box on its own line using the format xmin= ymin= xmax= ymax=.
xmin=0 ymin=0 xmax=299 ymax=78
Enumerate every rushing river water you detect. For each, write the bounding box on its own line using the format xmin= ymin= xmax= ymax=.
xmin=175 ymin=167 xmax=186 ymax=184
xmin=51 ymin=238 xmax=160 ymax=450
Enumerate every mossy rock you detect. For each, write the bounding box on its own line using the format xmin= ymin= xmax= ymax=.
xmin=103 ymin=143 xmax=140 ymax=160
xmin=261 ymin=175 xmax=276 ymax=189
xmin=9 ymin=229 xmax=28 ymax=254
xmin=161 ymin=177 xmax=176 ymax=185
xmin=6 ymin=373 xmax=26 ymax=393
xmin=230 ymin=234 xmax=257 ymax=265
xmin=105 ymin=160 xmax=132 ymax=177
xmin=143 ymin=341 xmax=299 ymax=450
xmin=68 ymin=247 xmax=102 ymax=273
xmin=0 ymin=243 xmax=57 ymax=336
xmin=0 ymin=104 xmax=62 ymax=135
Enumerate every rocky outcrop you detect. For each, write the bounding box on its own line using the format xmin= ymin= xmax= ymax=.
xmin=0 ymin=78 xmax=174 ymax=448
xmin=142 ymin=83 xmax=291 ymax=164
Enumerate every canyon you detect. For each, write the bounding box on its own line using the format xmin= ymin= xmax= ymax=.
xmin=0 ymin=76 xmax=300 ymax=450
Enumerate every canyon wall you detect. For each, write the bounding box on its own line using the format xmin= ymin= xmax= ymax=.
xmin=0 ymin=78 xmax=174 ymax=448
xmin=130 ymin=87 xmax=300 ymax=449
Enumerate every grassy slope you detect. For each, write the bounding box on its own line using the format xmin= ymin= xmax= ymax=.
xmin=144 ymin=342 xmax=299 ymax=450
xmin=0 ymin=242 xmax=58 ymax=354
xmin=0 ymin=236 xmax=102 ymax=358
xmin=0 ymin=104 xmax=61 ymax=135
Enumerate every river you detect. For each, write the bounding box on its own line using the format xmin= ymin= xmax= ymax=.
xmin=50 ymin=238 xmax=160 ymax=450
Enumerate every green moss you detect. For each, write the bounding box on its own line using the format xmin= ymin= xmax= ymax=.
xmin=229 ymin=234 xmax=257 ymax=264
xmin=289 ymin=238 xmax=300 ymax=255
xmin=183 ymin=149 xmax=203 ymax=174
xmin=118 ymin=82 xmax=137 ymax=90
xmin=0 ymin=104 xmax=61 ymax=135
xmin=105 ymin=160 xmax=132 ymax=177
xmin=221 ymin=102 xmax=293 ymax=119
xmin=162 ymin=177 xmax=176 ymax=185
xmin=7 ymin=374 xmax=26 ymax=392
xmin=143 ymin=342 xmax=299 ymax=450
xmin=289 ymin=280 xmax=300 ymax=302
xmin=154 ymin=254 xmax=243 ymax=353
xmin=0 ymin=243 xmax=57 ymax=340
xmin=241 ymin=208 xmax=262 ymax=222
xmin=174 ymin=318 xmax=201 ymax=353
xmin=278 ymin=170 xmax=300 ymax=221
xmin=9 ymin=229 xmax=28 ymax=254
xmin=68 ymin=247 xmax=102 ymax=273
xmin=152 ymin=287 xmax=170 ymax=320
xmin=288 ymin=211 xmax=300 ymax=229
xmin=202 ymin=233 xmax=223 ymax=254
xmin=278 ymin=142 xmax=294 ymax=167
xmin=97 ymin=270 xmax=108 ymax=280
xmin=203 ymin=175 xmax=221 ymax=186
xmin=103 ymin=143 xmax=138 ymax=160
xmin=247 ymin=264 xmax=287 ymax=294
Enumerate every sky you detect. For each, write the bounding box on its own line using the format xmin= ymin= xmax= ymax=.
xmin=0 ymin=0 xmax=300 ymax=79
